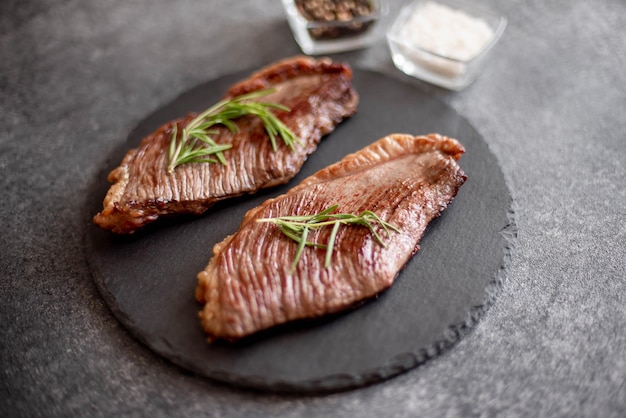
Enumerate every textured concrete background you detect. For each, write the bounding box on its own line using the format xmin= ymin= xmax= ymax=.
xmin=1 ymin=0 xmax=625 ymax=416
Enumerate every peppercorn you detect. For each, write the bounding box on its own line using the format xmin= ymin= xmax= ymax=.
xmin=295 ymin=0 xmax=375 ymax=40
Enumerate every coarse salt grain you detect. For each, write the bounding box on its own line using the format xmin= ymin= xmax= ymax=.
xmin=399 ymin=2 xmax=494 ymax=61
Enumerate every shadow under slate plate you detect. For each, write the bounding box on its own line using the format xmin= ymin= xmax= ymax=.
xmin=84 ymin=69 xmax=516 ymax=393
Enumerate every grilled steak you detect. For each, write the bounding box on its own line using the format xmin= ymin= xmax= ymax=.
xmin=93 ymin=56 xmax=358 ymax=234
xmin=196 ymin=133 xmax=467 ymax=342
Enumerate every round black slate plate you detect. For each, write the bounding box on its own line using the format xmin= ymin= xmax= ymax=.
xmin=85 ymin=68 xmax=515 ymax=394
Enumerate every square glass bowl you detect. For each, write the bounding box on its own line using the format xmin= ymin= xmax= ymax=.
xmin=282 ymin=0 xmax=388 ymax=55
xmin=387 ymin=0 xmax=507 ymax=90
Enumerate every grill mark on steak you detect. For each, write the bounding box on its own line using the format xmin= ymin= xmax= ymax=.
xmin=195 ymin=133 xmax=467 ymax=342
xmin=93 ymin=56 xmax=358 ymax=234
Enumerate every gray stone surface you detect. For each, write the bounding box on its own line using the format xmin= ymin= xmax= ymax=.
xmin=1 ymin=0 xmax=624 ymax=416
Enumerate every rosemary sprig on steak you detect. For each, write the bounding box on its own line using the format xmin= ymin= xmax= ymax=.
xmin=257 ymin=205 xmax=400 ymax=270
xmin=167 ymin=89 xmax=302 ymax=173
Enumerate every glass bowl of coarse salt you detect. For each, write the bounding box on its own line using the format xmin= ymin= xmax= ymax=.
xmin=387 ymin=0 xmax=507 ymax=90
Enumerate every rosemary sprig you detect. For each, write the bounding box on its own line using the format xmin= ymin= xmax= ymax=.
xmin=257 ymin=205 xmax=401 ymax=270
xmin=167 ymin=89 xmax=302 ymax=174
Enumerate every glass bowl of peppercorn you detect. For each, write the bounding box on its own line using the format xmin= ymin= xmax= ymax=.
xmin=282 ymin=0 xmax=388 ymax=55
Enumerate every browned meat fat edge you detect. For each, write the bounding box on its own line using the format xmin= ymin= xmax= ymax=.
xmin=93 ymin=56 xmax=358 ymax=234
xmin=196 ymin=133 xmax=467 ymax=342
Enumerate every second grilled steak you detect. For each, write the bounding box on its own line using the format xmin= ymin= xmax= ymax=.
xmin=93 ymin=56 xmax=358 ymax=234
xmin=196 ymin=133 xmax=467 ymax=342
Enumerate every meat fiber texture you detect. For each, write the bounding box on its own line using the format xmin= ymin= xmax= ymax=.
xmin=196 ymin=133 xmax=467 ymax=342
xmin=93 ymin=56 xmax=358 ymax=234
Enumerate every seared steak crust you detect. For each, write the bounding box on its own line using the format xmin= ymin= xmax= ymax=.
xmin=196 ymin=133 xmax=467 ymax=342
xmin=93 ymin=56 xmax=358 ymax=234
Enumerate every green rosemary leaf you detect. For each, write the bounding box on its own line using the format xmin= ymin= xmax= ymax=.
xmin=325 ymin=222 xmax=341 ymax=267
xmin=257 ymin=205 xmax=400 ymax=270
xmin=292 ymin=226 xmax=309 ymax=271
xmin=318 ymin=205 xmax=339 ymax=216
xmin=167 ymin=89 xmax=300 ymax=174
